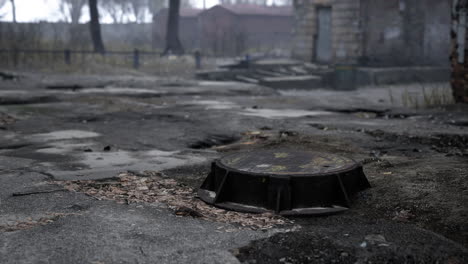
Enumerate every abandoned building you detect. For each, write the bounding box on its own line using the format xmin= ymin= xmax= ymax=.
xmin=292 ymin=0 xmax=451 ymax=66
xmin=198 ymin=4 xmax=293 ymax=56
xmin=152 ymin=5 xmax=293 ymax=56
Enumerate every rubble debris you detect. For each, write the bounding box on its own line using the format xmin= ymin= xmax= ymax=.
xmin=60 ymin=172 xmax=293 ymax=230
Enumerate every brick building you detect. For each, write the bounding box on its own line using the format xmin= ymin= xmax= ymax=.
xmin=199 ymin=4 xmax=293 ymax=56
xmin=451 ymin=0 xmax=468 ymax=103
xmin=292 ymin=0 xmax=451 ymax=66
xmin=153 ymin=5 xmax=293 ymax=56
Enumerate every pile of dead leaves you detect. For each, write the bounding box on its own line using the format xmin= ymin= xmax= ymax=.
xmin=60 ymin=172 xmax=293 ymax=230
xmin=0 ymin=112 xmax=16 ymax=127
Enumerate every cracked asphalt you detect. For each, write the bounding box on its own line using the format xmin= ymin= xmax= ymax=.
xmin=0 ymin=71 xmax=467 ymax=263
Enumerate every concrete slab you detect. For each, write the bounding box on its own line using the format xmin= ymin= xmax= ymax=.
xmin=259 ymin=75 xmax=323 ymax=90
xmin=357 ymin=67 xmax=450 ymax=86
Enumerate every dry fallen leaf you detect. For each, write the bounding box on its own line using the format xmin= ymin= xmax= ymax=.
xmin=59 ymin=171 xmax=293 ymax=230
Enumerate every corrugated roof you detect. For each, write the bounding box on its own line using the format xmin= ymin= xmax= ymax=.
xmin=157 ymin=8 xmax=203 ymax=18
xmin=216 ymin=4 xmax=292 ymax=16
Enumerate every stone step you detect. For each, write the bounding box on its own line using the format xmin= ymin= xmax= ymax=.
xmin=259 ymin=75 xmax=323 ymax=90
xmin=235 ymin=75 xmax=259 ymax=84
xmin=254 ymin=69 xmax=286 ymax=77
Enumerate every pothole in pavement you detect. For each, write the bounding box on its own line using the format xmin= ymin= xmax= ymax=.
xmin=0 ymin=96 xmax=60 ymax=105
xmin=181 ymin=100 xmax=239 ymax=110
xmin=240 ymin=109 xmax=334 ymax=119
xmin=75 ymin=87 xmax=164 ymax=98
xmin=30 ymin=130 xmax=101 ymax=142
xmin=447 ymin=119 xmax=468 ymax=127
xmin=189 ymin=134 xmax=240 ymax=149
xmin=59 ymin=171 xmax=294 ymax=230
xmin=324 ymin=108 xmax=415 ymax=120
xmin=46 ymin=84 xmax=85 ymax=91
xmin=0 ymin=71 xmax=18 ymax=80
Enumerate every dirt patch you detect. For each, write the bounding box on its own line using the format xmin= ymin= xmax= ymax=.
xmin=234 ymin=227 xmax=468 ymax=264
xmin=235 ymin=232 xmax=358 ymax=264
xmin=0 ymin=213 xmax=78 ymax=232
xmin=60 ymin=171 xmax=293 ymax=230
xmin=364 ymin=129 xmax=468 ymax=154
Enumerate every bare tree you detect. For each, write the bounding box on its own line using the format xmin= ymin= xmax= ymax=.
xmin=164 ymin=0 xmax=184 ymax=55
xmin=100 ymin=0 xmax=131 ymax=23
xmin=59 ymin=0 xmax=87 ymax=24
xmin=451 ymin=0 xmax=468 ymax=103
xmin=129 ymin=0 xmax=147 ymax=23
xmin=0 ymin=0 xmax=7 ymax=19
xmin=149 ymin=0 xmax=165 ymax=16
xmin=9 ymin=0 xmax=16 ymax=23
xmin=89 ymin=0 xmax=105 ymax=53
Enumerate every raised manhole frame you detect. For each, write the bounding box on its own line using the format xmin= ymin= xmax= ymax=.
xmin=198 ymin=150 xmax=371 ymax=216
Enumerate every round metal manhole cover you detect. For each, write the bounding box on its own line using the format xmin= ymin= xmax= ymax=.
xmin=219 ymin=150 xmax=357 ymax=176
xmin=198 ymin=149 xmax=371 ymax=216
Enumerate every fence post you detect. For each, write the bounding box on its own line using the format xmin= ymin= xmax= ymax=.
xmin=133 ymin=49 xmax=140 ymax=69
xmin=12 ymin=48 xmax=19 ymax=68
xmin=194 ymin=50 xmax=202 ymax=69
xmin=64 ymin=49 xmax=71 ymax=65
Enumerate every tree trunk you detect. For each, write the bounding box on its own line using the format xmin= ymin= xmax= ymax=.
xmin=451 ymin=0 xmax=468 ymax=103
xmin=88 ymin=0 xmax=105 ymax=54
xmin=70 ymin=0 xmax=86 ymax=24
xmin=10 ymin=0 xmax=16 ymax=23
xmin=164 ymin=0 xmax=184 ymax=55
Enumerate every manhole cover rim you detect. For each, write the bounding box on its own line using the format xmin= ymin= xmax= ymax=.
xmin=216 ymin=149 xmax=361 ymax=177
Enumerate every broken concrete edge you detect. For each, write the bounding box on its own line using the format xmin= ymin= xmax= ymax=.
xmin=196 ymin=66 xmax=450 ymax=90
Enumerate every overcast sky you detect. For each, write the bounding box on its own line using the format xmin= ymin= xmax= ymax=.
xmin=0 ymin=0 xmax=220 ymax=23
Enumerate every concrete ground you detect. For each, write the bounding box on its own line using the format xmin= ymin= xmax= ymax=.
xmin=0 ymin=71 xmax=467 ymax=263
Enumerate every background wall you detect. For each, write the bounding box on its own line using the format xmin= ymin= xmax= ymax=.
xmin=361 ymin=0 xmax=451 ymax=66
xmin=292 ymin=0 xmax=451 ymax=66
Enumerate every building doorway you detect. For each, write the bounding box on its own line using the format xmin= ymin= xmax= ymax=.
xmin=315 ymin=7 xmax=332 ymax=63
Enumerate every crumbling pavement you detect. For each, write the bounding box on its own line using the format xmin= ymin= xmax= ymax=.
xmin=0 ymin=72 xmax=467 ymax=263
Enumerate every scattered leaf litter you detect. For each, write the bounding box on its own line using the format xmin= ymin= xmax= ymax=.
xmin=60 ymin=171 xmax=294 ymax=230
xmin=0 ymin=112 xmax=16 ymax=126
xmin=0 ymin=213 xmax=79 ymax=232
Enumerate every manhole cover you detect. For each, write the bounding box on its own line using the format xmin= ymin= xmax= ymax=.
xmin=198 ymin=149 xmax=370 ymax=216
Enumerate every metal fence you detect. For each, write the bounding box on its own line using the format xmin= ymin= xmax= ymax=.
xmin=0 ymin=49 xmax=162 ymax=69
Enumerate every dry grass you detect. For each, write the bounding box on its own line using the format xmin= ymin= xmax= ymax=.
xmin=388 ymin=83 xmax=454 ymax=108
xmin=0 ymin=51 xmax=217 ymax=77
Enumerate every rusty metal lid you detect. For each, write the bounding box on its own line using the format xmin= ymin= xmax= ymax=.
xmin=198 ymin=149 xmax=371 ymax=216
